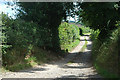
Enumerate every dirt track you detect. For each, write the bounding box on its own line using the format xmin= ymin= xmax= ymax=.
xmin=0 ymin=35 xmax=102 ymax=79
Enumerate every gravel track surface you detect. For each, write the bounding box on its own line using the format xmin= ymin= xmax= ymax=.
xmin=0 ymin=35 xmax=102 ymax=79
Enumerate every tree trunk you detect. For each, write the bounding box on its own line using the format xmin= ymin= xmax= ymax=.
xmin=51 ymin=27 xmax=61 ymax=52
xmin=49 ymin=15 xmax=62 ymax=52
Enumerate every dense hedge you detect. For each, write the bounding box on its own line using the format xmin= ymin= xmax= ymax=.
xmin=90 ymin=29 xmax=100 ymax=41
xmin=2 ymin=14 xmax=52 ymax=66
xmin=80 ymin=26 xmax=92 ymax=34
xmin=2 ymin=14 xmax=81 ymax=69
xmin=59 ymin=22 xmax=80 ymax=52
xmin=91 ymin=25 xmax=120 ymax=78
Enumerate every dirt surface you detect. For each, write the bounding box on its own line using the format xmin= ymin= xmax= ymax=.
xmin=0 ymin=35 xmax=102 ymax=79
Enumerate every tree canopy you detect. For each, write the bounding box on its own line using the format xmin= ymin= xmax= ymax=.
xmin=78 ymin=3 xmax=120 ymax=31
xmin=15 ymin=2 xmax=75 ymax=52
xmin=76 ymin=2 xmax=120 ymax=40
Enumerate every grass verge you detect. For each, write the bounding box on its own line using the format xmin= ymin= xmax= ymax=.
xmin=68 ymin=40 xmax=80 ymax=52
xmin=94 ymin=63 xmax=119 ymax=78
xmin=2 ymin=47 xmax=61 ymax=72
xmin=81 ymin=38 xmax=88 ymax=52
xmin=91 ymin=28 xmax=120 ymax=78
xmin=61 ymin=39 xmax=80 ymax=52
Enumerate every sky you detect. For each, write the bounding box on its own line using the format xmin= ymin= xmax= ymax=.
xmin=0 ymin=1 xmax=77 ymax=21
xmin=0 ymin=0 xmax=17 ymax=19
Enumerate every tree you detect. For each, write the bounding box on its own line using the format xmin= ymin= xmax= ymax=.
xmin=77 ymin=2 xmax=120 ymax=40
xmin=15 ymin=2 xmax=74 ymax=52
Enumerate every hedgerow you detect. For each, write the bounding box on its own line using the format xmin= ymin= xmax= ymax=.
xmin=91 ymin=23 xmax=120 ymax=78
xmin=59 ymin=22 xmax=80 ymax=52
xmin=1 ymin=14 xmax=81 ymax=71
xmin=2 ymin=14 xmax=52 ymax=68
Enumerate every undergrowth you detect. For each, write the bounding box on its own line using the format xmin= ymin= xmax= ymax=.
xmin=2 ymin=47 xmax=61 ymax=72
xmin=81 ymin=38 xmax=88 ymax=52
xmin=80 ymin=26 xmax=92 ymax=34
xmin=91 ymin=27 xmax=120 ymax=78
xmin=59 ymin=22 xmax=80 ymax=52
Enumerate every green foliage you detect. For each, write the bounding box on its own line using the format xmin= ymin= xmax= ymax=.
xmin=80 ymin=26 xmax=92 ymax=34
xmin=91 ymin=26 xmax=120 ymax=78
xmin=81 ymin=38 xmax=88 ymax=52
xmin=59 ymin=22 xmax=80 ymax=52
xmin=79 ymin=3 xmax=119 ymax=31
xmin=2 ymin=13 xmax=81 ymax=71
xmin=1 ymin=14 xmax=53 ymax=68
xmin=94 ymin=63 xmax=119 ymax=78
xmin=2 ymin=18 xmax=52 ymax=65
xmin=90 ymin=29 xmax=100 ymax=41
xmin=14 ymin=2 xmax=75 ymax=52
xmin=77 ymin=2 xmax=120 ymax=40
xmin=4 ymin=46 xmax=61 ymax=72
xmin=16 ymin=2 xmax=74 ymax=24
xmin=5 ymin=62 xmax=32 ymax=72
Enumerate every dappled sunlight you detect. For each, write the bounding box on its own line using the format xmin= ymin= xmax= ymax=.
xmin=1 ymin=35 xmax=102 ymax=78
xmin=69 ymin=36 xmax=85 ymax=53
xmin=1 ymin=2 xmax=119 ymax=78
xmin=19 ymin=67 xmax=48 ymax=73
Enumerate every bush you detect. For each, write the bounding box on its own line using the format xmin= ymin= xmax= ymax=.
xmin=91 ymin=26 xmax=120 ymax=78
xmin=80 ymin=26 xmax=92 ymax=34
xmin=90 ymin=29 xmax=100 ymax=41
xmin=1 ymin=14 xmax=80 ymax=71
xmin=59 ymin=22 xmax=80 ymax=52
xmin=2 ymin=14 xmax=52 ymax=67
